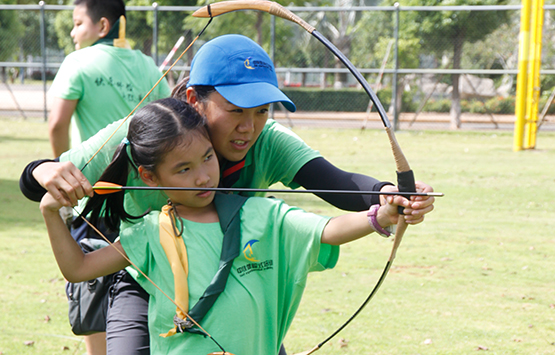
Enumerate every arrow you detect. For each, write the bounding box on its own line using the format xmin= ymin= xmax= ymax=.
xmin=93 ymin=181 xmax=444 ymax=197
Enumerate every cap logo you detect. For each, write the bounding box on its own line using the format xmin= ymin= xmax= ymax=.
xmin=244 ymin=57 xmax=272 ymax=71
xmin=244 ymin=57 xmax=255 ymax=70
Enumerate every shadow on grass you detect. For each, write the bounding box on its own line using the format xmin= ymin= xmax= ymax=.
xmin=0 ymin=134 xmax=49 ymax=144
xmin=0 ymin=179 xmax=43 ymax=230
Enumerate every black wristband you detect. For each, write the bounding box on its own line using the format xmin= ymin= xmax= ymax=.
xmin=19 ymin=158 xmax=58 ymax=202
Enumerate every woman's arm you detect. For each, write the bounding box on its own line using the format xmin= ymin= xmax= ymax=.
xmin=32 ymin=161 xmax=93 ymax=207
xmin=294 ymin=157 xmax=435 ymax=224
xmin=40 ymin=193 xmax=129 ymax=282
xmin=20 ymin=117 xmax=130 ymax=206
xmin=20 ymin=159 xmax=56 ymax=202
xmin=293 ymin=157 xmax=392 ymax=210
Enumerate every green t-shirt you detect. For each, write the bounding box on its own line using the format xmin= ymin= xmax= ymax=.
xmin=49 ymin=44 xmax=171 ymax=147
xmin=60 ymin=119 xmax=321 ymax=215
xmin=119 ymin=195 xmax=338 ymax=355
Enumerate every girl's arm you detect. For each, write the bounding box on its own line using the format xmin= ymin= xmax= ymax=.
xmin=40 ymin=193 xmax=130 ymax=283
xmin=321 ymin=195 xmax=405 ymax=246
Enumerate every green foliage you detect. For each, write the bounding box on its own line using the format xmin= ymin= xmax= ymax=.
xmin=19 ymin=8 xmax=60 ymax=57
xmin=398 ymin=0 xmax=511 ymax=55
xmin=484 ymin=96 xmax=515 ymax=114
xmin=350 ymin=10 xmax=394 ymax=69
xmin=461 ymin=99 xmax=486 ymax=114
xmin=423 ymin=98 xmax=451 ymax=112
xmin=461 ymin=20 xmax=519 ymax=72
xmin=351 ymin=4 xmax=422 ymax=70
xmin=423 ymin=96 xmax=516 ymax=114
xmin=0 ymin=2 xmax=24 ymax=62
xmin=183 ymin=0 xmax=299 ymax=67
xmin=54 ymin=9 xmax=74 ymax=55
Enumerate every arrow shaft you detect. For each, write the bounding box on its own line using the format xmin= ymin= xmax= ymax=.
xmin=93 ymin=185 xmax=443 ymax=197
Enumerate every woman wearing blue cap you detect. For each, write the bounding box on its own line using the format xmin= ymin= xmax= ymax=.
xmin=21 ymin=34 xmax=435 ymax=354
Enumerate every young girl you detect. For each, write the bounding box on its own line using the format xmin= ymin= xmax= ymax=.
xmin=40 ymin=98 xmax=402 ymax=355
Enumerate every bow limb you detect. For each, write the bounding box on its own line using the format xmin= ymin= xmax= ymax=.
xmin=194 ymin=1 xmax=417 ymax=352
xmin=385 ymin=125 xmax=416 ymax=261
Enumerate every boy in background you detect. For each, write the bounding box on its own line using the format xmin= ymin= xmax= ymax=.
xmin=46 ymin=0 xmax=170 ymax=353
xmin=48 ymin=0 xmax=170 ymax=156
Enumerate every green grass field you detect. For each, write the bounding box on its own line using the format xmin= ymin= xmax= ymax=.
xmin=1 ymin=117 xmax=554 ymax=354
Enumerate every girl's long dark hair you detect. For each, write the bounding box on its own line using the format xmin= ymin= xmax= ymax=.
xmin=75 ymin=98 xmax=209 ymax=232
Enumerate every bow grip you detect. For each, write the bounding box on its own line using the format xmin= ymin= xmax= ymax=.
xmin=396 ymin=170 xmax=416 ymax=215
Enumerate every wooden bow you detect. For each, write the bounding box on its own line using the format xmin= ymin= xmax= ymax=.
xmin=192 ymin=2 xmax=417 ymax=354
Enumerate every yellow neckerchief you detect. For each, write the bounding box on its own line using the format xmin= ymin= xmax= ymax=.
xmin=159 ymin=204 xmax=189 ymax=337
xmin=93 ymin=15 xmax=131 ymax=49
xmin=157 ymin=194 xmax=247 ymax=337
xmin=112 ymin=15 xmax=131 ymax=49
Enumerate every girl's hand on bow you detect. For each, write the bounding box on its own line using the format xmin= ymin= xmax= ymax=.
xmin=33 ymin=161 xmax=93 ymax=207
xmin=380 ymin=181 xmax=435 ymax=225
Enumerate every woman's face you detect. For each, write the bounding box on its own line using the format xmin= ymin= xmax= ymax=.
xmin=196 ymin=91 xmax=270 ymax=162
xmin=146 ymin=134 xmax=219 ymax=215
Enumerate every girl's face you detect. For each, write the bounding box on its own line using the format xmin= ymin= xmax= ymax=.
xmin=197 ymin=91 xmax=270 ymax=162
xmin=142 ymin=134 xmax=219 ymax=216
xmin=70 ymin=4 xmax=106 ymax=50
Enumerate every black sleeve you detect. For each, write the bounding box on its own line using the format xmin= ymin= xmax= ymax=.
xmin=19 ymin=158 xmax=59 ymax=202
xmin=292 ymin=157 xmax=394 ymax=211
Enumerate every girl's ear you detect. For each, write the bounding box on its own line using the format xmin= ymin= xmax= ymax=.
xmin=138 ymin=166 xmax=158 ymax=187
xmin=98 ymin=17 xmax=111 ymax=38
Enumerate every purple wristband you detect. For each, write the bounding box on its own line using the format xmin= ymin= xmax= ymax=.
xmin=367 ymin=204 xmax=391 ymax=238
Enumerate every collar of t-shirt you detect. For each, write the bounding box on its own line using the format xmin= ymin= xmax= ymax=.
xmin=93 ymin=17 xmax=128 ymax=48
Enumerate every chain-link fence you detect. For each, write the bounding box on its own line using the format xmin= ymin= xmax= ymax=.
xmin=1 ymin=3 xmax=555 ymax=130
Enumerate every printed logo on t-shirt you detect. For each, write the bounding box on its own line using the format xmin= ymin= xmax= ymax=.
xmin=94 ymin=76 xmax=141 ymax=103
xmin=237 ymin=239 xmax=273 ymax=277
xmin=242 ymin=239 xmax=259 ymax=262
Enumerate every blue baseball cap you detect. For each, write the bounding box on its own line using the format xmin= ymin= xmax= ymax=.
xmin=187 ymin=34 xmax=296 ymax=112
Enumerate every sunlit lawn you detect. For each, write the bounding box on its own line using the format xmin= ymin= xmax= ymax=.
xmin=1 ymin=117 xmax=554 ymax=354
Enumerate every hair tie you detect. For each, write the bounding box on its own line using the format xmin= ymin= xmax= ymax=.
xmin=121 ymin=137 xmax=138 ymax=170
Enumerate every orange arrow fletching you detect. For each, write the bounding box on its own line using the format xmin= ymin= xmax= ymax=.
xmin=93 ymin=181 xmax=123 ymax=195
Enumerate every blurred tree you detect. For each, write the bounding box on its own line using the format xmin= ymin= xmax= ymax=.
xmin=183 ymin=0 xmax=309 ymax=69
xmin=0 ymin=0 xmax=24 ymax=81
xmin=299 ymin=0 xmax=381 ymax=88
xmin=351 ymin=6 xmax=420 ymax=113
xmin=400 ymin=0 xmax=510 ymax=128
xmin=54 ymin=7 xmax=73 ymax=54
